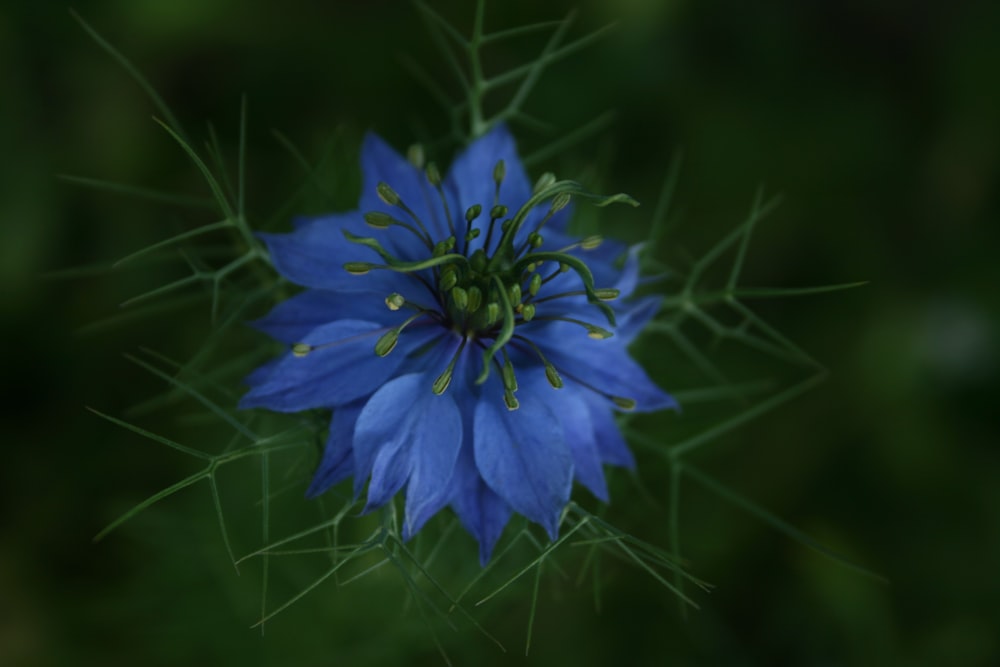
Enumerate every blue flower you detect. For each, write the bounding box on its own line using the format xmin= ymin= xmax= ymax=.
xmin=240 ymin=126 xmax=676 ymax=564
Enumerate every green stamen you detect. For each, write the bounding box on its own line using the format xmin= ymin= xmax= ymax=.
xmin=432 ymin=339 xmax=468 ymax=395
xmin=475 ymin=275 xmax=516 ymax=385
xmin=385 ymin=293 xmax=405 ymax=311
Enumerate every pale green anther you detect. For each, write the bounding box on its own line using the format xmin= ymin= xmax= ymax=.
xmin=375 ymin=330 xmax=399 ymax=357
xmin=551 ymin=192 xmax=572 ymax=212
xmin=444 ymin=236 xmax=456 ymax=250
xmin=439 ymin=266 xmax=458 ymax=291
xmin=451 ymin=286 xmax=469 ymax=310
xmin=426 ymin=162 xmax=441 ymax=186
xmin=521 ymin=303 xmax=536 ymax=322
xmin=407 ymin=144 xmax=425 ymax=168
xmin=485 ymin=302 xmax=500 ymax=326
xmin=385 ymin=293 xmax=405 ymax=311
xmin=585 ymin=325 xmax=614 ymax=340
xmin=292 ymin=343 xmax=312 ymax=358
xmin=528 ymin=273 xmax=542 ymax=296
xmin=490 ymin=204 xmax=508 ymax=220
xmin=581 ymin=235 xmax=603 ymax=250
xmin=559 ymin=263 xmax=570 ymax=273
xmin=433 ymin=241 xmax=447 ymax=258
xmin=345 ymin=262 xmax=373 ymax=275
xmin=467 ymin=286 xmax=483 ymax=312
xmin=501 ymin=360 xmax=517 ymax=392
xmin=493 ymin=159 xmax=506 ymax=184
xmin=533 ymin=172 xmax=556 ymax=194
xmin=465 ymin=228 xmax=481 ymax=242
xmin=432 ymin=368 xmax=453 ymax=395
xmin=503 ymin=390 xmax=520 ymax=411
xmin=595 ymin=288 xmax=620 ymax=301
xmin=528 ymin=232 xmax=543 ymax=248
xmin=465 ymin=204 xmax=482 ymax=222
xmin=526 ymin=262 xmax=538 ymax=272
xmin=544 ymin=364 xmax=563 ymax=389
xmin=376 ymin=182 xmax=400 ymax=206
xmin=612 ymin=396 xmax=637 ymax=411
xmin=508 ymin=283 xmax=522 ymax=305
xmin=364 ymin=211 xmax=394 ymax=229
xmin=500 ymin=219 xmax=513 ymax=232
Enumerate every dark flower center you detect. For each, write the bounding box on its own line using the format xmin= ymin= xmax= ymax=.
xmin=335 ymin=158 xmax=634 ymax=409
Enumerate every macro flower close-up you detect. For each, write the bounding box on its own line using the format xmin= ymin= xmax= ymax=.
xmin=239 ymin=125 xmax=676 ymax=563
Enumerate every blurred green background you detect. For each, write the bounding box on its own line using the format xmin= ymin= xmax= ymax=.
xmin=3 ymin=0 xmax=998 ymax=665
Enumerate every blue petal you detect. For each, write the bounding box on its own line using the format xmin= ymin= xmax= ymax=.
xmin=444 ymin=125 xmax=538 ymax=254
xmin=537 ymin=228 xmax=630 ymax=289
xmin=473 ymin=396 xmax=573 ymax=540
xmin=243 ymin=357 xmax=281 ymax=387
xmin=252 ymin=289 xmax=407 ymax=343
xmin=613 ymin=244 xmax=644 ymax=298
xmin=546 ymin=384 xmax=608 ymax=502
xmin=532 ymin=323 xmax=677 ymax=413
xmin=402 ymin=398 xmax=465 ymax=539
xmin=616 ymin=295 xmax=662 ymax=344
xmin=306 ymin=401 xmax=364 ymax=498
xmin=358 ymin=133 xmax=451 ymax=243
xmin=259 ymin=215 xmax=409 ymax=294
xmin=450 ymin=442 xmax=512 ymax=566
xmin=239 ymin=319 xmax=426 ymax=412
xmin=583 ymin=391 xmax=636 ymax=469
xmin=507 ymin=369 xmax=610 ymax=501
xmin=352 ymin=374 xmax=463 ymax=536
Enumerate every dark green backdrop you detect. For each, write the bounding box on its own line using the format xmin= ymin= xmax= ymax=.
xmin=3 ymin=1 xmax=998 ymax=665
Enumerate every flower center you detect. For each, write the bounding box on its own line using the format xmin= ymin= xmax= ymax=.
xmin=317 ymin=157 xmax=636 ymax=409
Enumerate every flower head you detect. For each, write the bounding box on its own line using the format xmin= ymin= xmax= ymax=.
xmin=240 ymin=126 xmax=676 ymax=564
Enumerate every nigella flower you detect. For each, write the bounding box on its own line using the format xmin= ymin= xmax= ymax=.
xmin=240 ymin=126 xmax=676 ymax=564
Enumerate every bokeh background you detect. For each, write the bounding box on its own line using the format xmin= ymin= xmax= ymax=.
xmin=3 ymin=0 xmax=998 ymax=665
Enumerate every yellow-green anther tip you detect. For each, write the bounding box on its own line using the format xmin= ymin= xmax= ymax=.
xmin=432 ymin=370 xmax=452 ymax=395
xmin=345 ymin=262 xmax=372 ymax=275
xmin=595 ymin=288 xmax=620 ymax=301
xmin=364 ymin=211 xmax=392 ymax=229
xmin=581 ymin=235 xmax=603 ymax=250
xmin=529 ymin=274 xmax=542 ymax=296
xmin=585 ymin=325 xmax=614 ymax=340
xmin=452 ymin=286 xmax=468 ymax=310
xmin=612 ymin=396 xmax=637 ymax=411
xmin=292 ymin=343 xmax=312 ymax=358
xmin=465 ymin=204 xmax=482 ymax=222
xmin=439 ymin=268 xmax=458 ymax=291
xmin=426 ymin=162 xmax=441 ymax=186
xmin=493 ymin=159 xmax=506 ymax=183
xmin=376 ymin=182 xmax=400 ymax=206
xmin=509 ymin=284 xmax=522 ymax=305
xmin=375 ymin=330 xmax=399 ymax=357
xmin=407 ymin=144 xmax=424 ymax=168
xmin=467 ymin=286 xmax=483 ymax=312
xmin=503 ymin=390 xmax=519 ymax=411
xmin=485 ymin=302 xmax=500 ymax=326
xmin=385 ymin=293 xmax=405 ymax=311
xmin=545 ymin=364 xmax=563 ymax=389
xmin=522 ymin=304 xmax=536 ymax=322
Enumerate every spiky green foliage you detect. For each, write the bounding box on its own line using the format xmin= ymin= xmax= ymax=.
xmin=71 ymin=2 xmax=876 ymax=659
